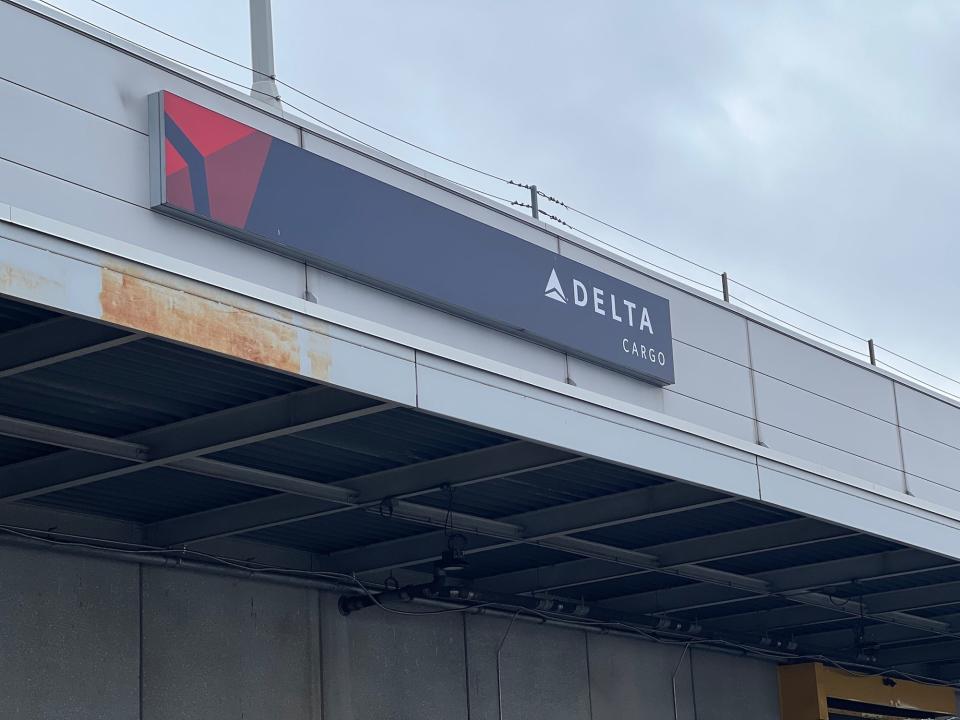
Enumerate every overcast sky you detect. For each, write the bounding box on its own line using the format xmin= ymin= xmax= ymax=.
xmin=52 ymin=0 xmax=960 ymax=395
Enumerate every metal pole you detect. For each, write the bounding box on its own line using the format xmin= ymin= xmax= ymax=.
xmin=721 ymin=272 xmax=730 ymax=302
xmin=249 ymin=0 xmax=281 ymax=107
xmin=529 ymin=184 xmax=539 ymax=220
xmin=868 ymin=339 xmax=877 ymax=366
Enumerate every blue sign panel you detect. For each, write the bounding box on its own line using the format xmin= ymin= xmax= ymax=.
xmin=150 ymin=92 xmax=675 ymax=385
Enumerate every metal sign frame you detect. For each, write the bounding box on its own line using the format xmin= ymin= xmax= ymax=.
xmin=148 ymin=91 xmax=675 ymax=386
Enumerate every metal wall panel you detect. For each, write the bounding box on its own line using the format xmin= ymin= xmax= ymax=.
xmin=753 ymin=374 xmax=904 ymax=491
xmin=0 ymin=157 xmax=307 ymax=295
xmin=0 ymin=2 xmax=299 ymax=142
xmin=0 ymin=78 xmax=147 ymax=205
xmin=565 ymin=355 xmax=665 ymax=411
xmin=896 ymin=384 xmax=960 ymax=509
xmin=662 ymin=338 xmax=756 ymax=441
xmin=750 ymin=323 xmax=904 ymax=491
xmin=896 ymin=383 xmax=960 ymax=447
xmin=566 ymin=338 xmax=757 ymax=442
xmin=559 ymin=240 xmax=749 ymax=364
xmin=749 ymin=323 xmax=896 ymax=419
xmin=899 ymin=430 xmax=960 ymax=510
xmin=306 ymin=265 xmax=569 ymax=382
xmin=561 ymin=239 xmax=756 ymax=439
xmin=415 ymin=356 xmax=762 ymax=500
xmin=0 ymin=232 xmax=419 ymax=406
xmin=6 ymin=0 xmax=960 ymax=534
xmin=757 ymin=459 xmax=960 ymax=561
xmin=0 ymin=1 xmax=306 ymax=295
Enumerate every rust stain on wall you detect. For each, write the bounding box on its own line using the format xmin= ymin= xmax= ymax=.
xmin=308 ymin=345 xmax=332 ymax=381
xmin=100 ymin=258 xmax=297 ymax=324
xmin=0 ymin=263 xmax=60 ymax=295
xmin=99 ymin=268 xmax=304 ymax=375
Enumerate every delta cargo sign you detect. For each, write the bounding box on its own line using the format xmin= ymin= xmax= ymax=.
xmin=148 ymin=91 xmax=675 ymax=385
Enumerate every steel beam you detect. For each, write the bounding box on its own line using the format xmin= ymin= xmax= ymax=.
xmin=331 ymin=484 xmax=739 ymax=577
xmin=777 ymin=592 xmax=950 ymax=635
xmin=476 ymin=518 xmax=855 ymax=595
xmin=706 ymin=576 xmax=960 ymax=636
xmin=598 ymin=548 xmax=953 ymax=615
xmin=927 ymin=660 xmax=960 ymax=681
xmin=148 ymin=493 xmax=345 ymax=548
xmin=330 ymin=497 xmax=948 ymax=642
xmin=172 ymin=457 xmax=358 ymax=498
xmin=0 ymin=413 xmax=565 ymax=507
xmin=0 ymin=406 xmax=950 ymax=645
xmin=799 ymin=613 xmax=960 ymax=651
xmin=0 ymin=414 xmax=371 ymax=497
xmin=881 ymin=640 xmax=960 ymax=667
xmin=0 ymin=414 xmax=148 ymax=460
xmin=516 ymin=482 xmax=733 ymax=538
xmin=710 ymin=599 xmax=951 ymax=636
xmin=2 ymin=366 xmax=950 ymax=645
xmin=0 ymin=317 xmax=140 ymax=378
xmin=145 ymin=442 xmax=577 ymax=546
xmin=865 ymin=580 xmax=960 ymax=615
xmin=0 ymin=386 xmax=393 ymax=501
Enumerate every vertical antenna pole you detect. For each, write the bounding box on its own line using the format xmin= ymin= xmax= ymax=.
xmin=721 ymin=272 xmax=730 ymax=302
xmin=530 ymin=184 xmax=539 ymax=220
xmin=868 ymin=339 xmax=877 ymax=365
xmin=250 ymin=0 xmax=281 ymax=107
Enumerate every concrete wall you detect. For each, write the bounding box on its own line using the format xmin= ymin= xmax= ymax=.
xmin=0 ymin=544 xmax=782 ymax=720
xmin=4 ymin=0 xmax=960 ymax=520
